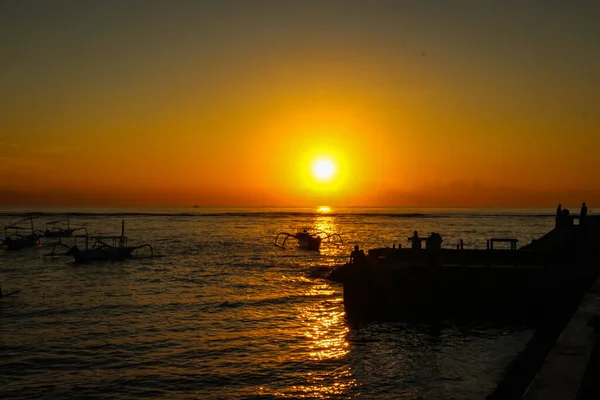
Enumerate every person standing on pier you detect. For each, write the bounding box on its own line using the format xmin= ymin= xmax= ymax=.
xmin=580 ymin=202 xmax=588 ymax=225
xmin=408 ymin=231 xmax=422 ymax=249
xmin=349 ymin=245 xmax=366 ymax=264
xmin=556 ymin=204 xmax=563 ymax=228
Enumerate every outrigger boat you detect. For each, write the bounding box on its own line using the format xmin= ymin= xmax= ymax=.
xmin=46 ymin=220 xmax=155 ymax=263
xmin=44 ymin=218 xmax=87 ymax=238
xmin=275 ymin=227 xmax=343 ymax=250
xmin=1 ymin=216 xmax=43 ymax=251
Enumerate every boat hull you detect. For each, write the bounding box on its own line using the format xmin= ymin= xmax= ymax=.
xmin=45 ymin=229 xmax=76 ymax=238
xmin=297 ymin=234 xmax=321 ymax=250
xmin=3 ymin=236 xmax=39 ymax=251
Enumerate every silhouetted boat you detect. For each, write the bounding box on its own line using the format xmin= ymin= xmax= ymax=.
xmin=46 ymin=220 xmax=154 ymax=263
xmin=1 ymin=216 xmax=42 ymax=251
xmin=275 ymin=227 xmax=343 ymax=250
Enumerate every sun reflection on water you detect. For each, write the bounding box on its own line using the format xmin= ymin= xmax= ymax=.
xmin=263 ymin=279 xmax=357 ymax=398
xmin=303 ymin=299 xmax=349 ymax=360
xmin=312 ymin=213 xmax=347 ymax=258
xmin=314 ymin=214 xmax=336 ymax=234
xmin=272 ymin=373 xmax=357 ymax=399
xmin=283 ymin=282 xmax=355 ymax=398
xmin=317 ymin=206 xmax=331 ymax=213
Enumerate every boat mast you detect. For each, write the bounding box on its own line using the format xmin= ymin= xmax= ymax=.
xmin=121 ymin=220 xmax=125 ymax=247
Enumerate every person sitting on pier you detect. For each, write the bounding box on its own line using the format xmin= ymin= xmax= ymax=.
xmin=349 ymin=245 xmax=366 ymax=264
xmin=408 ymin=231 xmax=422 ymax=249
xmin=425 ymin=232 xmax=443 ymax=265
xmin=562 ymin=208 xmax=574 ymax=227
xmin=426 ymin=232 xmax=443 ymax=251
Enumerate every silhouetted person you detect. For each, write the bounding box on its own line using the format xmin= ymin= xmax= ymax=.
xmin=433 ymin=232 xmax=442 ymax=250
xmin=425 ymin=233 xmax=434 ymax=250
xmin=557 ymin=204 xmax=562 ymax=216
xmin=425 ymin=233 xmax=442 ymax=251
xmin=349 ymin=245 xmax=365 ymax=264
xmin=562 ymin=208 xmax=574 ymax=227
xmin=580 ymin=202 xmax=588 ymax=225
xmin=408 ymin=231 xmax=421 ymax=249
xmin=425 ymin=232 xmax=443 ymax=265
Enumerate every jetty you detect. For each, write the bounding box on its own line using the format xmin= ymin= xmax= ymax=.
xmin=487 ymin=275 xmax=600 ymax=399
xmin=326 ymin=210 xmax=600 ymax=398
xmin=327 ymin=213 xmax=600 ymax=322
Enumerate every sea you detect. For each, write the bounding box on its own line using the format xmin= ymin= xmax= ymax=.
xmin=0 ymin=206 xmax=557 ymax=399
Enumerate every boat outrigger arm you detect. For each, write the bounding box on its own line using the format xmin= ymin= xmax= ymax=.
xmin=44 ymin=218 xmax=88 ymax=238
xmin=45 ymin=235 xmax=157 ymax=261
xmin=4 ymin=216 xmax=42 ymax=235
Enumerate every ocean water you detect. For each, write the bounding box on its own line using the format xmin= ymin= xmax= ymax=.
xmin=0 ymin=207 xmax=556 ymax=399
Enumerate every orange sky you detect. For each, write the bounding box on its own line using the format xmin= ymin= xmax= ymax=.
xmin=1 ymin=2 xmax=599 ymax=207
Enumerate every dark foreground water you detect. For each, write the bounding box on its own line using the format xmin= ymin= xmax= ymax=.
xmin=0 ymin=207 xmax=556 ymax=399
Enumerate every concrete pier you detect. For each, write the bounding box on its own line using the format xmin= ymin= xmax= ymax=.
xmin=521 ymin=278 xmax=600 ymax=399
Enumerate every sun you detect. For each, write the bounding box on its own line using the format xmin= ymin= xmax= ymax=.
xmin=312 ymin=159 xmax=336 ymax=182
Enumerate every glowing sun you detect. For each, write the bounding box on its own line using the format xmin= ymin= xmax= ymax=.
xmin=312 ymin=159 xmax=336 ymax=182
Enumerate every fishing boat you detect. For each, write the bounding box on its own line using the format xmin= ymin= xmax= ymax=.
xmin=44 ymin=218 xmax=88 ymax=238
xmin=275 ymin=227 xmax=343 ymax=250
xmin=1 ymin=216 xmax=42 ymax=251
xmin=46 ymin=220 xmax=154 ymax=263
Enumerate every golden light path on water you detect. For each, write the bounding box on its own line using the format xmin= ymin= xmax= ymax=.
xmin=272 ymin=288 xmax=355 ymax=399
xmin=270 ymin=207 xmax=357 ymax=398
xmin=303 ymin=286 xmax=348 ymax=361
xmin=313 ymin=210 xmax=347 ymax=260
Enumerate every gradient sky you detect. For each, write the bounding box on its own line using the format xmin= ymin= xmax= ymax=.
xmin=1 ymin=1 xmax=599 ymax=207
